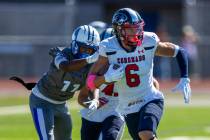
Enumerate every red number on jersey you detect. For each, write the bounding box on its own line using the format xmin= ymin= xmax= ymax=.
xmin=125 ymin=64 xmax=140 ymax=87
xmin=101 ymin=83 xmax=118 ymax=97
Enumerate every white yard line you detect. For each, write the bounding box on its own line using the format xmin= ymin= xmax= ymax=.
xmin=0 ymin=98 xmax=209 ymax=116
xmin=0 ymin=102 xmax=82 ymax=116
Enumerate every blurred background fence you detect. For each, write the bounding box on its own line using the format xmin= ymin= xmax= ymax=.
xmin=0 ymin=0 xmax=209 ymax=80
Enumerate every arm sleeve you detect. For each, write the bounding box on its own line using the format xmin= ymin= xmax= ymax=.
xmin=54 ymin=53 xmax=69 ymax=69
xmin=176 ymin=47 xmax=189 ymax=78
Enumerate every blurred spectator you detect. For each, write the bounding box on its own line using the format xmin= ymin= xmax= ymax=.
xmin=181 ymin=25 xmax=200 ymax=78
xmin=154 ymin=24 xmax=172 ymax=80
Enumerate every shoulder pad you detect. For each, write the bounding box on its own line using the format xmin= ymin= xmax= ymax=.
xmin=100 ymin=37 xmax=118 ymax=50
xmin=142 ymin=32 xmax=159 ymax=49
xmin=99 ymin=38 xmax=109 ymax=47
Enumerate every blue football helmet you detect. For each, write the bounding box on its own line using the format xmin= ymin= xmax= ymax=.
xmin=112 ymin=8 xmax=145 ymax=47
xmin=100 ymin=27 xmax=114 ymax=41
xmin=71 ymin=25 xmax=100 ymax=59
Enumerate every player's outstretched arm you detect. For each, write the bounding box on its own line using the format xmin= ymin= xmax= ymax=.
xmin=54 ymin=52 xmax=98 ymax=73
xmin=50 ymin=47 xmax=98 ymax=72
xmin=155 ymin=42 xmax=191 ymax=103
xmin=58 ymin=58 xmax=91 ymax=72
xmin=155 ymin=42 xmax=179 ymax=57
xmin=60 ymin=51 xmax=99 ymax=72
xmin=86 ymin=55 xmax=109 ymax=90
xmin=78 ymin=86 xmax=91 ymax=108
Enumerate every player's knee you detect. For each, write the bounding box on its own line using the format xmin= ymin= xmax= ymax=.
xmin=138 ymin=130 xmax=156 ymax=140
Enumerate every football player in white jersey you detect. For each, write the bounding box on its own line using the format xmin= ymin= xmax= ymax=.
xmin=79 ymin=27 xmax=158 ymax=140
xmin=86 ymin=8 xmax=191 ymax=140
xmin=10 ymin=25 xmax=100 ymax=140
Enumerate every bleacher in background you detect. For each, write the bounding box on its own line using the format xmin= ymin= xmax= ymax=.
xmin=0 ymin=0 xmax=209 ymax=78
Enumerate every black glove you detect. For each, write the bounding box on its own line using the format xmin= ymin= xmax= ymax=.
xmin=49 ymin=47 xmax=62 ymax=57
xmin=10 ymin=76 xmax=36 ymax=90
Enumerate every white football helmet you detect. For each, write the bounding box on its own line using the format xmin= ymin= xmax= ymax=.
xmin=71 ymin=25 xmax=100 ymax=59
xmin=89 ymin=21 xmax=107 ymax=34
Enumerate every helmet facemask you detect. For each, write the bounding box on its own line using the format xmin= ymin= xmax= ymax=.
xmin=112 ymin=8 xmax=145 ymax=49
xmin=71 ymin=25 xmax=100 ymax=59
xmin=116 ymin=22 xmax=144 ymax=47
xmin=71 ymin=41 xmax=98 ymax=59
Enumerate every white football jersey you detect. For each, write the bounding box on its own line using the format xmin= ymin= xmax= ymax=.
xmin=99 ymin=32 xmax=164 ymax=115
xmin=80 ymin=83 xmax=123 ymax=122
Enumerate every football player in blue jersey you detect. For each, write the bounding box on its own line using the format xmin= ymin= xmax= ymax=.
xmin=11 ymin=25 xmax=100 ymax=140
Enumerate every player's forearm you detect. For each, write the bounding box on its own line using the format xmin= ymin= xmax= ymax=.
xmin=86 ymin=74 xmax=105 ymax=92
xmin=159 ymin=42 xmax=189 ymax=77
xmin=156 ymin=42 xmax=179 ymax=57
xmin=156 ymin=42 xmax=189 ymax=77
xmin=94 ymin=76 xmax=106 ymax=88
xmin=78 ymin=97 xmax=89 ymax=108
xmin=92 ymin=88 xmax=99 ymax=100
xmin=78 ymin=88 xmax=90 ymax=108
xmin=59 ymin=59 xmax=88 ymax=72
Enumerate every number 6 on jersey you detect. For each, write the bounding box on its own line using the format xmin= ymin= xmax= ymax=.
xmin=125 ymin=64 xmax=141 ymax=87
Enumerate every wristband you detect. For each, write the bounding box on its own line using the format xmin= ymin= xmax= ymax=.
xmin=86 ymin=74 xmax=96 ymax=91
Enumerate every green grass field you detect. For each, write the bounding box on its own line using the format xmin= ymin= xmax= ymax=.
xmin=0 ymin=95 xmax=210 ymax=140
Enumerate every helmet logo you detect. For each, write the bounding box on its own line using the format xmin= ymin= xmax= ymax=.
xmin=113 ymin=13 xmax=128 ymax=25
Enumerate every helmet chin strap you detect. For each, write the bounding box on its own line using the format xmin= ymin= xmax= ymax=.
xmin=128 ymin=33 xmax=144 ymax=47
xmin=119 ymin=32 xmax=143 ymax=47
xmin=119 ymin=38 xmax=137 ymax=52
xmin=118 ymin=32 xmax=143 ymax=52
xmin=124 ymin=36 xmax=141 ymax=47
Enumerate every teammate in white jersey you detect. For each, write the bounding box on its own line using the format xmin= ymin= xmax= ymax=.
xmin=78 ymin=28 xmax=125 ymax=140
xmin=86 ymin=8 xmax=191 ymax=140
xmin=89 ymin=21 xmax=108 ymax=34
